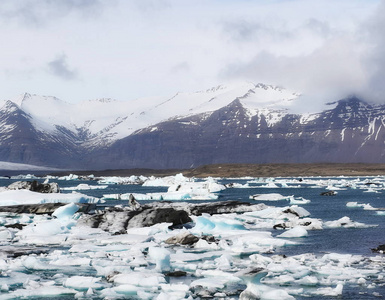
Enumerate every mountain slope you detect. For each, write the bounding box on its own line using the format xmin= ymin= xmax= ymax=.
xmin=86 ymin=96 xmax=385 ymax=169
xmin=1 ymin=83 xmax=385 ymax=169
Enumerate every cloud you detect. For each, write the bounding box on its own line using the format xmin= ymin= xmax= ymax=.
xmin=359 ymin=0 xmax=385 ymax=102
xmin=222 ymin=35 xmax=366 ymax=98
xmin=218 ymin=1 xmax=385 ymax=105
xmin=0 ymin=0 xmax=108 ymax=26
xmin=47 ymin=55 xmax=78 ymax=81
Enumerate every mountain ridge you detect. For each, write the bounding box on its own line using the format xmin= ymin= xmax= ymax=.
xmin=1 ymin=83 xmax=385 ymax=169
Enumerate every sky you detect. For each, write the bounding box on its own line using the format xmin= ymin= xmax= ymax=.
xmin=0 ymin=0 xmax=383 ymax=105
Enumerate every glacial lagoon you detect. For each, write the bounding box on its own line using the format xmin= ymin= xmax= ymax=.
xmin=1 ymin=174 xmax=385 ymax=299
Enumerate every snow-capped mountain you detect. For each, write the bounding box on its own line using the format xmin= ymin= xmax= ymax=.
xmin=0 ymin=83 xmax=384 ymax=170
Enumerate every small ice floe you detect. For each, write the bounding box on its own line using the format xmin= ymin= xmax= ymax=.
xmin=287 ymin=196 xmax=311 ymax=204
xmin=277 ymin=226 xmax=308 ymax=238
xmin=61 ymin=184 xmax=108 ymax=191
xmin=324 ymin=216 xmax=377 ymax=228
xmin=249 ymin=193 xmax=290 ymax=201
xmin=0 ymin=190 xmax=101 ymax=206
xmin=64 ymin=276 xmax=105 ymax=291
xmin=326 ymin=185 xmax=346 ymax=191
xmin=312 ymin=283 xmax=344 ymax=296
xmin=225 ymin=182 xmax=253 ymax=188
xmin=259 ymin=182 xmax=280 ymax=188
xmin=363 ymin=187 xmax=381 ymax=193
xmin=52 ymin=203 xmax=79 ymax=220
xmin=346 ymin=202 xmax=377 ymax=210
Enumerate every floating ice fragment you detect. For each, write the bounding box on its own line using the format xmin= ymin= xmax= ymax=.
xmin=148 ymin=247 xmax=171 ymax=272
xmin=52 ymin=203 xmax=79 ymax=220
xmin=324 ymin=216 xmax=376 ymax=228
xmin=288 ymin=196 xmax=311 ymax=204
xmin=192 ymin=214 xmax=246 ymax=233
xmin=112 ymin=272 xmax=166 ymax=287
xmin=346 ymin=202 xmax=376 ymax=210
xmin=314 ymin=283 xmax=343 ymax=296
xmin=64 ymin=276 xmax=104 ymax=291
xmin=61 ymin=183 xmax=108 ymax=190
xmin=250 ymin=193 xmax=290 ymax=201
xmin=277 ymin=226 xmax=308 ymax=238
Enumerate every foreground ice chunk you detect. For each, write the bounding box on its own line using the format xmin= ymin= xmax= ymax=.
xmin=148 ymin=247 xmax=171 ymax=272
xmin=112 ymin=272 xmax=166 ymax=287
xmin=52 ymin=203 xmax=79 ymax=220
xmin=64 ymin=276 xmax=104 ymax=291
xmin=0 ymin=190 xmax=100 ymax=206
xmin=313 ymin=283 xmax=344 ymax=296
xmin=192 ymin=214 xmax=246 ymax=233
xmin=2 ymin=286 xmax=77 ymax=299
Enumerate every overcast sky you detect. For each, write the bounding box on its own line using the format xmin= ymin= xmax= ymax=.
xmin=0 ymin=0 xmax=383 ymax=104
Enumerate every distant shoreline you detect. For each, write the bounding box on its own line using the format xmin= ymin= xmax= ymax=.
xmin=23 ymin=163 xmax=385 ymax=178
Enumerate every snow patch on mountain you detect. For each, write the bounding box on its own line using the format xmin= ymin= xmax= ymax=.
xmin=5 ymin=82 xmax=302 ymax=148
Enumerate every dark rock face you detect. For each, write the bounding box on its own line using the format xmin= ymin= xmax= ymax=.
xmin=8 ymin=181 xmax=59 ymax=193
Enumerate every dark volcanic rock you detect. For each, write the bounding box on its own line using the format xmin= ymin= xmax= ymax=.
xmin=371 ymin=244 xmax=385 ymax=253
xmin=5 ymin=223 xmax=26 ymax=230
xmin=8 ymin=180 xmax=59 ymax=193
xmin=79 ymin=201 xmax=265 ymax=234
xmin=0 ymin=203 xmax=95 ymax=215
xmin=186 ymin=200 xmax=261 ymax=216
xmin=165 ymin=270 xmax=187 ymax=277
xmin=127 ymin=207 xmax=191 ymax=229
xmin=165 ymin=232 xmax=199 ymax=245
xmin=80 ymin=206 xmax=192 ymax=234
xmin=320 ymin=191 xmax=337 ymax=196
